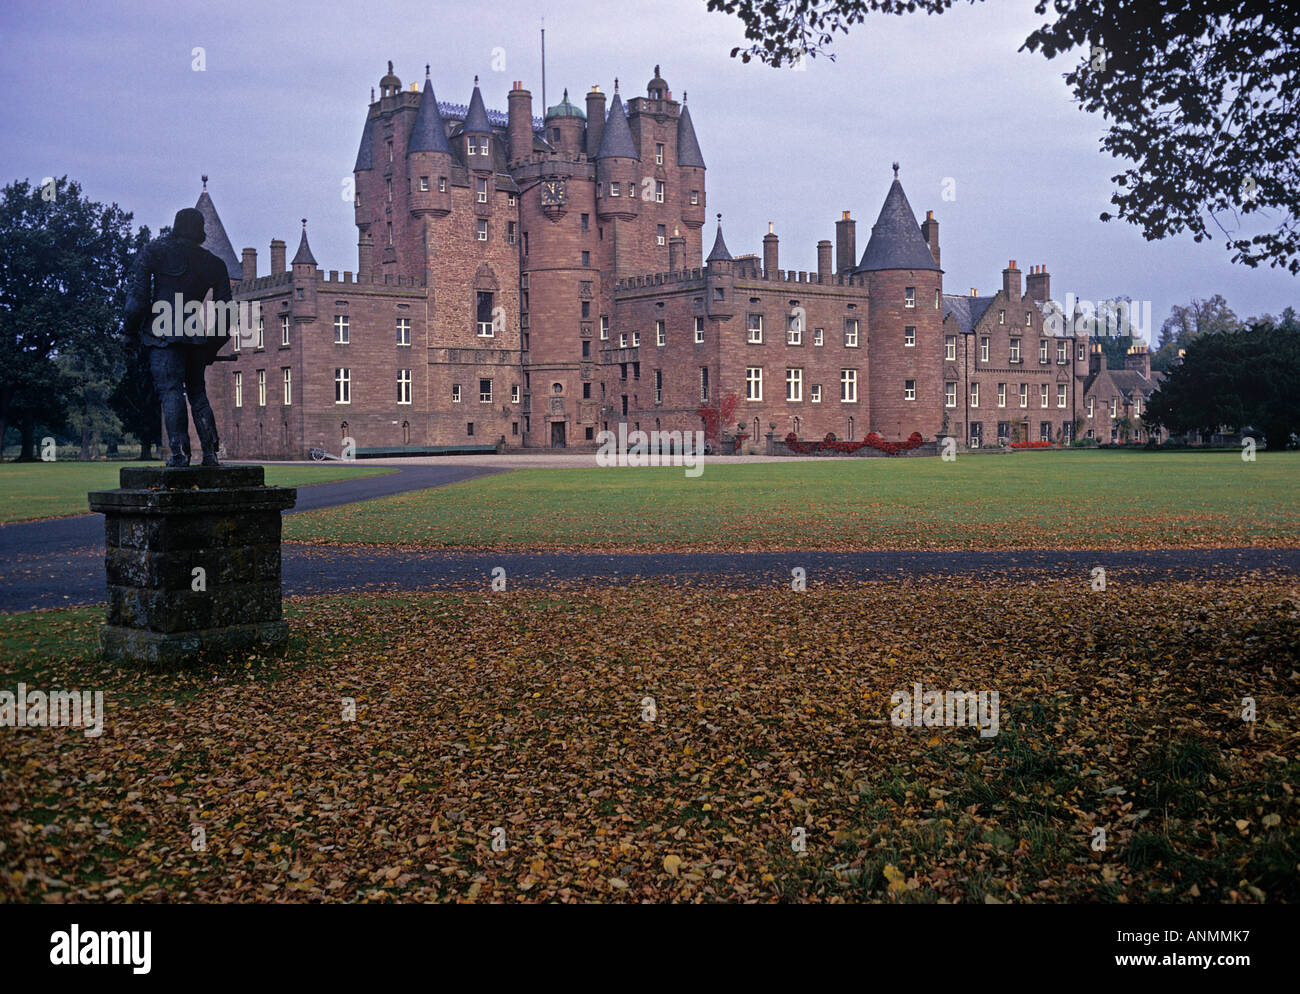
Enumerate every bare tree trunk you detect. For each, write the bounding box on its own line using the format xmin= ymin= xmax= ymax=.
xmin=17 ymin=416 xmax=36 ymax=462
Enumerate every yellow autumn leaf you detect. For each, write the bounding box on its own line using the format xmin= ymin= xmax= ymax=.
xmin=663 ymin=854 xmax=681 ymax=877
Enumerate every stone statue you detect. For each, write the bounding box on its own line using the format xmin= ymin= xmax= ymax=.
xmin=123 ymin=207 xmax=233 ymax=467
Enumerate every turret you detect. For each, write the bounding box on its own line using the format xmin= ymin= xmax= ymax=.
xmin=595 ymin=82 xmax=639 ymax=220
xmin=407 ymin=68 xmax=453 ymax=218
xmin=291 ymin=219 xmax=317 ymax=321
xmin=462 ymin=76 xmax=493 ymax=165
xmin=704 ymin=214 xmax=734 ymax=318
xmin=677 ymin=94 xmax=706 ymax=229
xmin=544 ymin=88 xmax=585 ymax=158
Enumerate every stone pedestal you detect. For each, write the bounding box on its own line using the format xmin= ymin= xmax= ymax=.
xmin=87 ymin=466 xmax=297 ymax=667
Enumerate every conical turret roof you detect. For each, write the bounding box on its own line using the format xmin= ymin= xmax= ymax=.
xmin=354 ymin=119 xmax=373 ymax=170
xmin=463 ymin=78 xmax=491 ymax=134
xmin=676 ymin=103 xmax=705 ymax=168
xmin=409 ymin=77 xmax=452 ymax=153
xmin=291 ymin=220 xmax=316 ymax=267
xmin=856 ymin=173 xmax=942 ymax=273
xmin=706 ymin=217 xmax=732 ymax=262
xmin=194 ymin=179 xmax=241 ymax=281
xmin=597 ymin=93 xmax=639 ymax=159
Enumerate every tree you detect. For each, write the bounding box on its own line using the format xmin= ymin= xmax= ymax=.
xmin=697 ymin=390 xmax=741 ymax=444
xmin=0 ymin=177 xmax=140 ymax=460
xmin=707 ymin=1 xmax=1300 ymax=272
xmin=1152 ymin=294 xmax=1242 ymax=371
xmin=1144 ymin=321 xmax=1300 ymax=448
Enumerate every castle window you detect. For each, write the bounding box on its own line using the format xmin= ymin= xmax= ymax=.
xmin=479 ymin=138 xmax=489 ymax=156
xmin=844 ymin=319 xmax=859 ymax=348
xmin=904 ymin=325 xmax=915 ymax=347
xmin=1110 ymin=398 xmax=1118 ymax=418
xmin=944 ymin=334 xmax=956 ymax=361
xmin=690 ymin=190 xmax=699 ymax=205
xmin=980 ymin=336 xmax=989 ymax=362
xmin=747 ymin=314 xmax=763 ymax=344
xmin=1020 ymin=383 xmax=1028 ymax=407
xmin=334 ymin=368 xmax=350 ymax=404
xmin=480 ymin=379 xmax=493 ymax=403
xmin=234 ymin=371 xmax=243 ymax=407
xmin=1040 ymin=339 xmax=1049 ymax=363
xmin=581 ymin=301 xmax=591 ymax=318
xmin=512 ymin=384 xmax=520 ymax=403
xmin=581 ymin=213 xmax=589 ymax=231
xmin=232 ymin=328 xmax=240 ymax=352
xmin=714 ymin=287 xmax=724 ymax=301
xmin=620 ymin=333 xmax=628 ymax=347
xmin=476 ymin=178 xmax=488 ymax=203
xmin=1057 ymin=341 xmax=1068 ymax=364
xmin=814 ymin=327 xmax=824 ymax=346
xmin=386 ymin=179 xmax=392 ymax=202
xmin=700 ymin=366 xmax=709 ymax=401
xmin=654 ymin=369 xmax=663 ymax=404
xmin=439 ymin=177 xmax=447 ymax=192
xmin=397 ymin=369 xmax=412 ymax=405
xmin=694 ymin=316 xmax=704 ymax=344
xmin=582 ymin=382 xmax=592 ymax=399
xmin=452 ymin=384 xmax=461 ymax=403
xmin=386 ymin=140 xmax=393 ymax=162
xmin=582 ymin=341 xmax=590 ymax=357
xmin=840 ymin=369 xmax=857 ymax=403
xmin=787 ymin=318 xmax=801 ymax=346
xmin=476 ymin=219 xmax=488 ymax=241
xmin=1087 ymin=396 xmax=1094 ymax=417
xmin=997 ymin=383 xmax=1006 ymax=407
xmin=1078 ymin=343 xmax=1086 ymax=362
xmin=657 ymin=224 xmax=666 ymax=246
xmin=904 ymin=379 xmax=916 ymax=401
xmin=1057 ymin=384 xmax=1067 ymax=408
xmin=610 ymin=182 xmax=621 ymax=197
xmin=810 ymin=383 xmax=822 ymax=403
xmin=387 ymin=222 xmax=393 ymax=245
xmin=999 ymin=309 xmax=1005 ymax=325
xmin=507 ymin=222 xmax=518 ymax=244
xmin=655 ymin=181 xmax=665 ymax=203
xmin=256 ymin=315 xmax=265 ymax=350
xmin=582 ymin=251 xmax=590 ymax=267
xmin=905 ymin=287 xmax=915 ymax=308
xmin=551 ymin=127 xmax=561 ymax=142
xmin=281 ymin=315 xmax=290 ymax=346
xmin=970 ymin=382 xmax=980 ymax=408
xmin=1041 ymin=421 xmax=1052 ymax=442
xmin=1026 ymin=311 xmax=1033 ymax=326
xmin=283 ymin=368 xmax=292 ymax=406
xmin=1009 ymin=337 xmax=1021 ymax=363
xmin=746 ymin=366 xmax=763 ymax=401
xmin=1040 ymin=384 xmax=1050 ymax=407
xmin=333 ymin=315 xmax=349 ymax=344
xmin=601 ymin=315 xmax=610 ymax=340
xmin=655 ymin=143 xmax=664 ymax=165
xmin=935 ymin=288 xmax=940 ymax=309
xmin=786 ymin=367 xmax=803 ymax=401
xmin=508 ymin=194 xmax=516 ymax=207
xmin=656 ymin=320 xmax=666 ymax=346
xmin=944 ymin=381 xmax=957 ymax=408
xmin=476 ymin=292 xmax=495 ymax=336
xmin=467 ymin=422 xmax=475 ymax=435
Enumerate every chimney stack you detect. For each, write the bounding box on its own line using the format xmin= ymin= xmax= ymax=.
xmin=586 ymin=85 xmax=606 ymax=158
xmin=920 ymin=209 xmax=940 ymax=266
xmin=358 ymin=231 xmax=374 ymax=275
xmin=668 ymin=227 xmax=685 ymax=271
xmin=835 ymin=211 xmax=856 ymax=274
xmin=816 ymin=239 xmax=832 ymax=280
xmin=270 ymin=239 xmax=286 ymax=276
xmin=762 ymin=222 xmax=779 ymax=278
xmin=1002 ymin=259 xmax=1021 ymax=301
xmin=1124 ymin=343 xmax=1151 ymax=379
xmin=1026 ymin=264 xmax=1050 ymax=303
xmin=241 ymin=247 xmax=257 ymax=281
xmin=507 ymin=82 xmax=534 ymax=164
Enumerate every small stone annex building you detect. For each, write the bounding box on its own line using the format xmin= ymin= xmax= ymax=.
xmin=194 ymin=62 xmax=1110 ymax=459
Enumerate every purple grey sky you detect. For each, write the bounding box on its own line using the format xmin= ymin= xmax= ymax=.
xmin=1 ymin=0 xmax=1293 ymax=331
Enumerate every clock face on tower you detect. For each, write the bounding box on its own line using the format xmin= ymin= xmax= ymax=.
xmin=540 ymin=179 xmax=567 ymax=207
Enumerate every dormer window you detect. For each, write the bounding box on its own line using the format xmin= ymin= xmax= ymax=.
xmin=478 ymin=138 xmax=489 ymax=156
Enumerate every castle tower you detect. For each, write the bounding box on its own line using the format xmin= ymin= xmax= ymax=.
xmin=290 ymin=219 xmax=317 ymax=323
xmin=857 ymin=165 xmax=944 ymax=439
xmin=407 ymin=69 xmax=453 ymax=220
xmin=507 ymin=81 xmax=534 ymax=164
xmin=676 ymin=94 xmax=706 ymax=244
xmin=194 ymin=176 xmax=242 ymax=284
xmin=544 ymin=88 xmax=585 ymax=158
xmin=595 ymin=82 xmax=640 ymax=278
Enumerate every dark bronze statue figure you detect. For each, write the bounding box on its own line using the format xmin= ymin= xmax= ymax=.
xmin=123 ymin=207 xmax=233 ymax=467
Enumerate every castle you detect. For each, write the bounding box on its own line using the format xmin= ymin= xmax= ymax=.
xmin=192 ymin=62 xmax=1148 ymax=458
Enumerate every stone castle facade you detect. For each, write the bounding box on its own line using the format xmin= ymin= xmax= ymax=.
xmin=194 ymin=62 xmax=1129 ymax=459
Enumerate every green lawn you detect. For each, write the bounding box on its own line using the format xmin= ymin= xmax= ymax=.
xmin=284 ymin=449 xmax=1300 ymax=551
xmin=0 ymin=462 xmax=394 ymax=524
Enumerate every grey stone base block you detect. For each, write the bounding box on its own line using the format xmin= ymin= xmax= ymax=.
xmin=99 ymin=620 xmax=289 ymax=668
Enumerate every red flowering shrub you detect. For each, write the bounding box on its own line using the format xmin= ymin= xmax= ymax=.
xmin=783 ymin=431 xmax=924 ymax=456
xmin=1009 ymin=440 xmax=1052 ymax=449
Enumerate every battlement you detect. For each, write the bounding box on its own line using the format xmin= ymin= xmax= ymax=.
xmin=615 ymin=266 xmax=869 ymax=293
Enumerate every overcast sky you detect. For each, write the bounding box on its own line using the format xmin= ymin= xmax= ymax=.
xmin=2 ymin=0 xmax=1293 ymax=332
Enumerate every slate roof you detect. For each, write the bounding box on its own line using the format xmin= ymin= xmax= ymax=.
xmin=545 ymin=89 xmax=585 ymax=120
xmin=354 ymin=118 xmax=373 ymax=171
xmin=706 ymin=220 xmax=732 ymax=262
xmin=463 ymin=81 xmax=492 ymax=134
xmin=856 ymin=179 xmax=942 ymax=273
xmin=942 ymin=293 xmax=994 ymax=335
xmin=597 ymin=94 xmax=639 ymax=159
xmin=1108 ymin=369 xmax=1160 ymax=399
xmin=409 ymin=79 xmax=453 ymax=154
xmin=194 ymin=187 xmax=241 ymax=282
xmin=291 ymin=224 xmax=317 ymax=267
xmin=677 ymin=104 xmax=705 ymax=168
